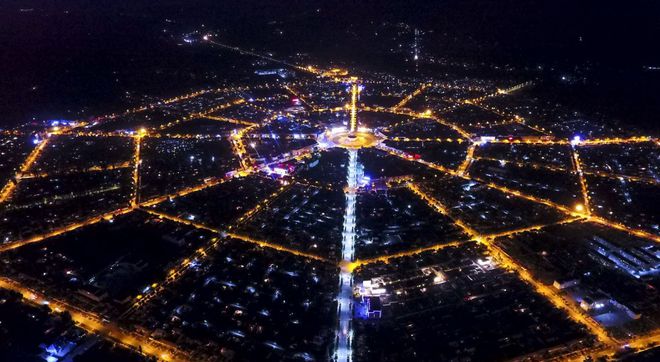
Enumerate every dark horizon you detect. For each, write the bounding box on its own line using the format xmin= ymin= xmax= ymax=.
xmin=1 ymin=1 xmax=659 ymax=131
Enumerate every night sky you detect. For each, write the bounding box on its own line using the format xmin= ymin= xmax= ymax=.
xmin=1 ymin=0 xmax=659 ymax=129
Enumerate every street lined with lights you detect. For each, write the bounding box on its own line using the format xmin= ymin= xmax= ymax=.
xmin=0 ymin=137 xmax=50 ymax=203
xmin=0 ymin=40 xmax=658 ymax=362
xmin=0 ymin=277 xmax=189 ymax=362
xmin=392 ymin=82 xmax=430 ymax=110
xmin=380 ymin=140 xmax=660 ymax=244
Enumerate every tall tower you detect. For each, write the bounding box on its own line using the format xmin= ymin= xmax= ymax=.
xmin=349 ymin=81 xmax=359 ymax=134
xmin=413 ymin=28 xmax=420 ymax=73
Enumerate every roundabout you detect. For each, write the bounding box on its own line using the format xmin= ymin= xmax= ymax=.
xmin=319 ymin=126 xmax=383 ymax=149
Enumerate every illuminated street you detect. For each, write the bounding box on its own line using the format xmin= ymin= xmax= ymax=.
xmin=0 ymin=3 xmax=659 ymax=361
xmin=335 ymin=149 xmax=359 ymax=362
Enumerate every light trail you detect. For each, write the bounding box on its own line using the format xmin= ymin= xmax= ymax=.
xmin=1 ymin=56 xmax=658 ymax=362
xmin=131 ymin=208 xmax=329 ymax=318
xmin=582 ymin=169 xmax=659 ymax=185
xmin=87 ymin=87 xmax=239 ymax=130
xmin=466 ymin=175 xmax=578 ymax=214
xmin=463 ymin=84 xmax=555 ymax=137
xmin=334 ymin=148 xmax=358 ymax=362
xmin=392 ymin=82 xmax=430 ymax=110
xmin=70 ymin=131 xmax=135 ymax=138
xmin=0 ymin=277 xmax=189 ymax=362
xmin=0 ymin=137 xmax=50 ymax=203
xmin=475 ymin=102 xmax=552 ymax=137
xmin=0 ymin=129 xmax=26 ymax=136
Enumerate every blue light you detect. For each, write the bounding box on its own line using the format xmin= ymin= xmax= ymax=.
xmin=570 ymin=135 xmax=583 ymax=146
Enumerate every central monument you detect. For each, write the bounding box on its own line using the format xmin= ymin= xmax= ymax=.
xmin=319 ymin=81 xmax=382 ymax=149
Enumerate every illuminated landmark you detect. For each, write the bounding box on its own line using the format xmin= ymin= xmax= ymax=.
xmin=0 ymin=33 xmax=658 ymax=362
